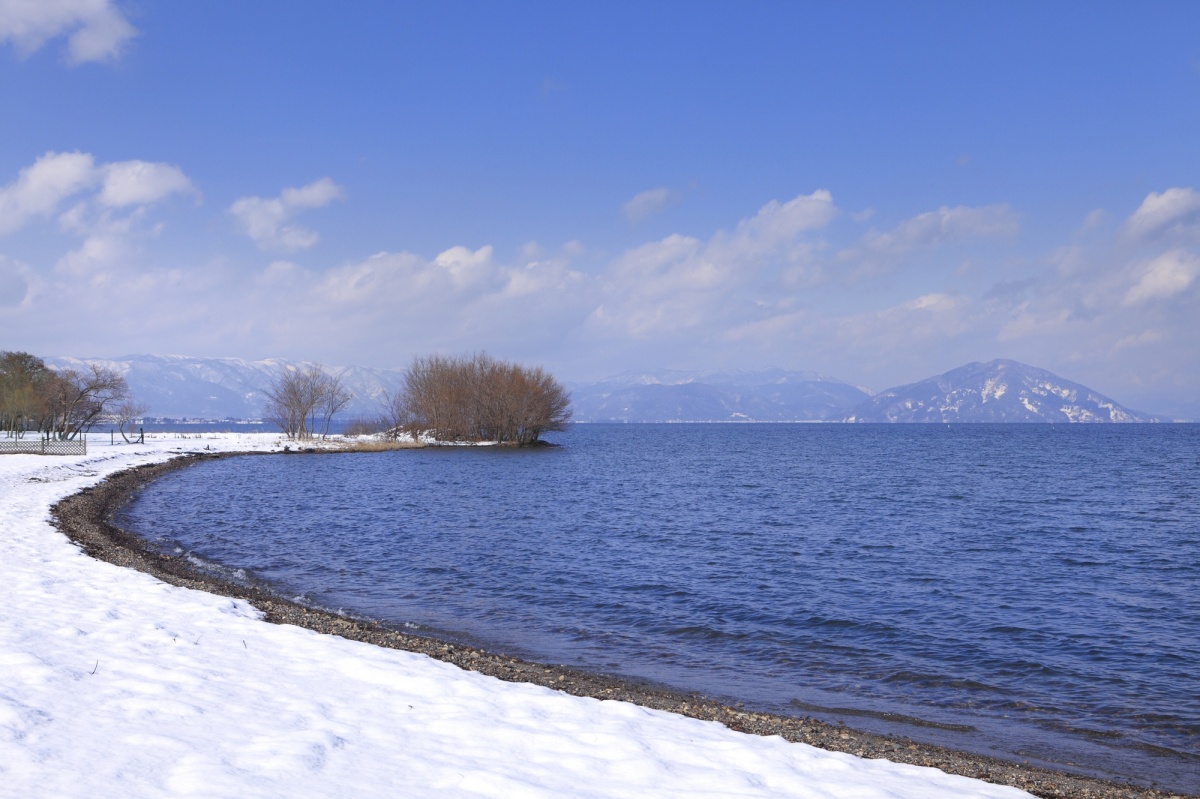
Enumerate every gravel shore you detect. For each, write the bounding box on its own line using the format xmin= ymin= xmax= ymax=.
xmin=51 ymin=453 xmax=1195 ymax=799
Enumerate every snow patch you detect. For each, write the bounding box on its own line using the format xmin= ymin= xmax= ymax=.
xmin=981 ymin=379 xmax=1007 ymax=402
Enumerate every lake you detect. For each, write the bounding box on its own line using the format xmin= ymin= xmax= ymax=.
xmin=116 ymin=423 xmax=1200 ymax=792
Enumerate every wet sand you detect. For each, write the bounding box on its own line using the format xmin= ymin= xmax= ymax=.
xmin=51 ymin=453 xmax=1195 ymax=799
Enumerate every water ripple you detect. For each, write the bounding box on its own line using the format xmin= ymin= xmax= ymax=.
xmin=119 ymin=424 xmax=1200 ymax=792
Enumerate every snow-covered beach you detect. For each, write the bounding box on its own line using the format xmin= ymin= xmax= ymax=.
xmin=0 ymin=433 xmax=1138 ymax=798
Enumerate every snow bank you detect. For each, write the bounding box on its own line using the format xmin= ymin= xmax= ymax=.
xmin=0 ymin=433 xmax=1032 ymax=798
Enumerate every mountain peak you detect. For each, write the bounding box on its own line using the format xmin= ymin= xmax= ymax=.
xmin=846 ymin=359 xmax=1155 ymax=423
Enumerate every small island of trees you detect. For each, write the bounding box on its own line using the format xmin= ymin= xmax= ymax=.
xmin=386 ymin=353 xmax=571 ymax=445
xmin=263 ymin=353 xmax=571 ymax=446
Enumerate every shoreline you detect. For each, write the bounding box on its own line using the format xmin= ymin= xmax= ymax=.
xmin=51 ymin=452 xmax=1192 ymax=799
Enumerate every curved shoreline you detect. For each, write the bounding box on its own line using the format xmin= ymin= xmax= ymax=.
xmin=50 ymin=453 xmax=1191 ymax=799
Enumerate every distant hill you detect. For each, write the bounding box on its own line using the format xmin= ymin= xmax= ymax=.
xmin=845 ymin=359 xmax=1157 ymax=423
xmin=44 ymin=355 xmax=403 ymax=420
xmin=567 ymin=368 xmax=871 ymax=422
xmin=41 ymin=355 xmax=1161 ymax=424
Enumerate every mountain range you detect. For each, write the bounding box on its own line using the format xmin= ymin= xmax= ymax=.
xmin=42 ymin=355 xmax=1166 ymax=423
xmin=566 ymin=368 xmax=871 ymax=422
xmin=44 ymin=355 xmax=404 ymax=421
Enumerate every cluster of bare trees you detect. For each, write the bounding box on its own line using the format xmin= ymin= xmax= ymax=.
xmin=1 ymin=351 xmax=141 ymax=441
xmin=263 ymin=364 xmax=353 ymax=440
xmin=385 ymin=353 xmax=570 ymax=445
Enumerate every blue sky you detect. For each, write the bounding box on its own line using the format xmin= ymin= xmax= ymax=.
xmin=2 ymin=2 xmax=1199 ymax=416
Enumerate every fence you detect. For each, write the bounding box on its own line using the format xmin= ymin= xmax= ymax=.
xmin=0 ymin=438 xmax=87 ymax=455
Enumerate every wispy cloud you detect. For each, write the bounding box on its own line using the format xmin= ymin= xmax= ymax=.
xmin=1123 ymin=249 xmax=1200 ymax=305
xmin=843 ymin=204 xmax=1018 ymax=262
xmin=229 ymin=178 xmax=345 ymax=251
xmin=623 ymin=187 xmax=681 ymax=223
xmin=1123 ymin=187 xmax=1200 ymax=242
xmin=0 ymin=0 xmax=137 ymax=64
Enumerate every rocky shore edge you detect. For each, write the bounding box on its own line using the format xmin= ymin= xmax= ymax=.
xmin=50 ymin=452 xmax=1193 ymax=799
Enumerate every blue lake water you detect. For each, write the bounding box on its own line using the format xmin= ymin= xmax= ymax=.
xmin=117 ymin=424 xmax=1200 ymax=791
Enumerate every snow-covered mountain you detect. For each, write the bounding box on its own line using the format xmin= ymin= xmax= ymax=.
xmin=44 ymin=355 xmax=404 ymax=420
xmin=567 ymin=368 xmax=872 ymax=422
xmin=41 ymin=355 xmax=1160 ymax=424
xmin=845 ymin=359 xmax=1157 ymax=423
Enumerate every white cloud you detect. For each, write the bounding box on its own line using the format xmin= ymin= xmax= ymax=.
xmin=591 ymin=191 xmax=838 ymax=339
xmin=0 ymin=151 xmax=96 ymax=234
xmin=1123 ymin=249 xmax=1200 ymax=305
xmin=1123 ymin=188 xmax=1200 ymax=241
xmin=319 ymin=245 xmax=496 ymax=304
xmin=504 ymin=258 xmax=578 ymax=298
xmin=721 ymin=309 xmax=807 ymax=344
xmin=1113 ymin=329 xmax=1167 ymax=351
xmin=433 ymin=244 xmax=496 ymax=288
xmin=609 ymin=235 xmax=708 ymax=292
xmin=591 ymin=235 xmax=713 ymax=337
xmin=0 ymin=152 xmax=194 ymax=237
xmin=0 ymin=0 xmax=136 ymax=64
xmin=848 ymin=204 xmax=1018 ymax=260
xmin=229 ymin=178 xmax=345 ymax=251
xmin=318 ymin=250 xmax=428 ymax=304
xmin=100 ymin=161 xmax=194 ymax=207
xmin=996 ymin=305 xmax=1071 ymax=343
xmin=728 ymin=190 xmax=838 ymax=253
xmin=55 ymin=221 xmax=131 ymax=279
xmin=835 ymin=293 xmax=975 ymax=356
xmin=318 ymin=244 xmax=576 ymax=310
xmin=292 ymin=245 xmax=587 ymax=359
xmin=7 ymin=182 xmax=1198 ymax=414
xmin=280 ymin=178 xmax=343 ymax=209
xmin=0 ymin=152 xmax=197 ymax=301
xmin=623 ymin=187 xmax=680 ymax=222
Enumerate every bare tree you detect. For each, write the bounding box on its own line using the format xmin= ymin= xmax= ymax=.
xmin=382 ymin=384 xmax=416 ymax=440
xmin=114 ymin=399 xmax=150 ymax=443
xmin=316 ymin=370 xmax=353 ymax=439
xmin=510 ymin=364 xmax=571 ymax=445
xmin=2 ymin=354 xmax=135 ymax=441
xmin=264 ymin=365 xmax=317 ymax=439
xmin=263 ymin=368 xmax=304 ymax=439
xmin=44 ymin=365 xmax=130 ymax=440
xmin=396 ymin=353 xmax=570 ymax=444
xmin=263 ymin=363 xmax=355 ymax=440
